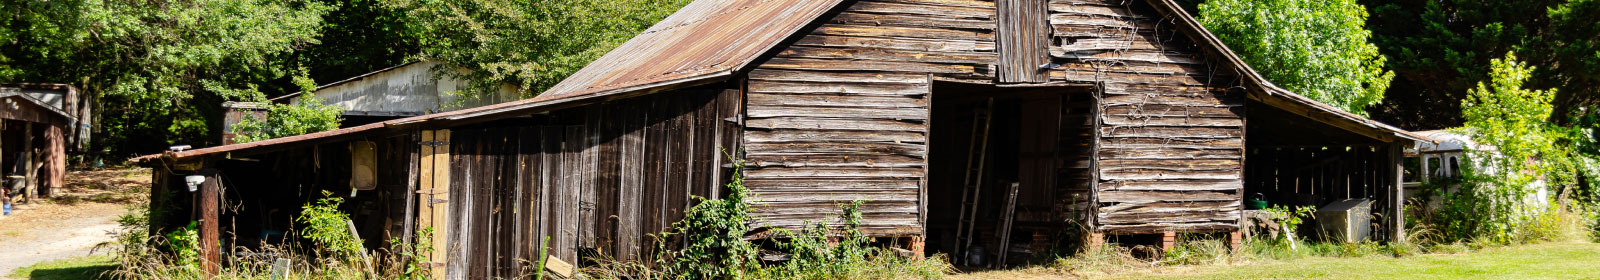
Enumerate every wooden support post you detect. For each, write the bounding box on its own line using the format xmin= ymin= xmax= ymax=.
xmin=1160 ymin=231 xmax=1176 ymax=251
xmin=20 ymin=122 xmax=33 ymax=202
xmin=198 ymin=169 xmax=221 ymax=279
xmin=1390 ymin=143 xmax=1406 ymax=243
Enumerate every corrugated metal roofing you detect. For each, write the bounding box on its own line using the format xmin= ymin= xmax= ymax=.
xmin=535 ymin=0 xmax=842 ymax=102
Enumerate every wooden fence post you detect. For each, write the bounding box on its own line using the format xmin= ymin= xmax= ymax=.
xmin=198 ymin=169 xmax=221 ymax=279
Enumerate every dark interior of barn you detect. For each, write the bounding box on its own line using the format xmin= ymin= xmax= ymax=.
xmin=924 ymin=82 xmax=1095 ymax=266
xmin=2 ymin=120 xmax=44 ymax=196
xmin=1242 ymin=100 xmax=1404 ymax=242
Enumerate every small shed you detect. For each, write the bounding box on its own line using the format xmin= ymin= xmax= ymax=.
xmin=2 ymin=84 xmax=88 ymax=201
xmin=222 ymin=61 xmax=522 ymax=144
xmin=136 ymin=0 xmax=1426 ymax=278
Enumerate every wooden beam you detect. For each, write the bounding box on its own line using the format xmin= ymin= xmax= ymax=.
xmin=1248 ymin=91 xmax=1395 ymax=143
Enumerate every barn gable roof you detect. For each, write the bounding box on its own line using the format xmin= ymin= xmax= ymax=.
xmin=135 ymin=0 xmax=1424 ymax=163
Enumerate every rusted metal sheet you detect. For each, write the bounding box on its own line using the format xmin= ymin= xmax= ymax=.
xmin=536 ymin=0 xmax=845 ymax=102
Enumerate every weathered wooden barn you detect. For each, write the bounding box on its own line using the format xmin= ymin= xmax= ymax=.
xmin=136 ymin=0 xmax=1427 ymax=277
xmin=3 ymin=84 xmax=88 ymax=201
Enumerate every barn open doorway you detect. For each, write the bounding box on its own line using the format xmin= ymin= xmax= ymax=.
xmin=924 ymin=82 xmax=1094 ymax=267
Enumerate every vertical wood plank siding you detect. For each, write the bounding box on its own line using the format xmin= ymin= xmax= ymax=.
xmin=742 ymin=0 xmax=1000 ymax=237
xmin=1046 ymin=0 xmax=1247 ymax=234
xmin=443 ymin=89 xmax=734 ymax=278
xmin=997 ymin=0 xmax=1049 ymax=83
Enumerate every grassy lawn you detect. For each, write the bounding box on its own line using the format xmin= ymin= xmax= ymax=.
xmin=8 ymin=255 xmax=116 ymax=280
xmin=956 ymin=241 xmax=1600 ymax=280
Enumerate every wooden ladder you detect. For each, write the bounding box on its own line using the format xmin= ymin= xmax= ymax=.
xmin=956 ymin=98 xmax=995 ymax=265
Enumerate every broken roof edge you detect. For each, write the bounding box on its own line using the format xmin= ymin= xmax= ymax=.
xmin=0 ymin=83 xmax=79 ymax=122
xmin=1142 ymin=0 xmax=1430 ymax=144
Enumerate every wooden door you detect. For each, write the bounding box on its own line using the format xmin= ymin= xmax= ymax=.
xmin=416 ymin=130 xmax=451 ymax=279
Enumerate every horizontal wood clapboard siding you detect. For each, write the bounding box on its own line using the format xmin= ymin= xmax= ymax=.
xmin=739 ymin=0 xmax=996 ymax=236
xmin=1047 ymin=0 xmax=1246 ymax=233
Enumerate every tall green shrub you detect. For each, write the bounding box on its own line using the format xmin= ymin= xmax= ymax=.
xmin=1446 ymin=51 xmax=1575 ymax=243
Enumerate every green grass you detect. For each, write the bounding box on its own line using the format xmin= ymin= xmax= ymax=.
xmin=9 ymin=255 xmax=116 ymax=280
xmin=1113 ymin=241 xmax=1600 ymax=280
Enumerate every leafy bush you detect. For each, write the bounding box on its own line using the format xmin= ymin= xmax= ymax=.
xmin=105 ymin=192 xmax=431 ymax=279
xmin=1198 ymin=0 xmax=1393 ymax=115
xmin=1430 ymin=51 xmax=1590 ymax=244
xmin=232 ymin=71 xmax=344 ymax=143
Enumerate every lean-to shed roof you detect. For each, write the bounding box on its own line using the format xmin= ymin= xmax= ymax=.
xmin=135 ymin=0 xmax=1425 ymax=164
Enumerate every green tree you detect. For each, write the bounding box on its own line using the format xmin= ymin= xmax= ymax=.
xmin=1539 ymin=0 xmax=1600 ymax=121
xmin=0 ymin=0 xmax=333 ymax=153
xmin=386 ymin=0 xmax=691 ymax=98
xmin=1360 ymin=0 xmax=1558 ymax=129
xmin=1199 ymin=0 xmax=1394 ymax=116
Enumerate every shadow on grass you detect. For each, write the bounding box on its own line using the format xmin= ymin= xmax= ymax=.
xmin=24 ymin=264 xmax=116 ymax=280
xmin=9 ymin=255 xmax=117 ymax=280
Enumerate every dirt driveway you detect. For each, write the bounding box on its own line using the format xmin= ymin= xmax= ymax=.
xmin=0 ymin=168 xmax=148 ymax=278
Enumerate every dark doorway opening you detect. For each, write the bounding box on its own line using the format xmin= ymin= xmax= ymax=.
xmin=924 ymin=82 xmax=1094 ymax=267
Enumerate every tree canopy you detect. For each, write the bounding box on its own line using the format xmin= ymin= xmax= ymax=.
xmin=1198 ymin=0 xmax=1394 ymax=116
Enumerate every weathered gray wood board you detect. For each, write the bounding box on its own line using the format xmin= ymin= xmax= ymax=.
xmin=1045 ymin=0 xmax=1247 ymax=234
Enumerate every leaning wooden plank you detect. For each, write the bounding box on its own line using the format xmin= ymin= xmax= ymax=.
xmin=848 ymin=1 xmax=996 ymax=19
xmin=794 ymin=35 xmax=995 ymax=52
xmin=748 ymin=93 xmax=927 ymax=109
xmin=762 ymin=57 xmax=977 ymax=74
xmin=778 ymin=46 xmax=997 ymax=64
xmin=743 ymin=167 xmax=926 ymax=179
xmin=744 ymin=129 xmax=926 ymax=144
xmin=747 ymin=105 xmax=927 ymax=120
xmin=744 ymin=142 xmax=927 ymax=157
xmin=746 ymin=117 xmax=925 ymax=132
xmin=748 ymin=69 xmax=928 ymax=84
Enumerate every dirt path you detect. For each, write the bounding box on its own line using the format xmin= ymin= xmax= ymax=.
xmin=0 ymin=202 xmax=126 ymax=278
xmin=0 ymin=168 xmax=148 ymax=278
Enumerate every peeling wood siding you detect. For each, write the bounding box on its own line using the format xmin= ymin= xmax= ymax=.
xmin=740 ymin=0 xmax=997 ymax=236
xmin=1046 ymin=0 xmax=1246 ymax=234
